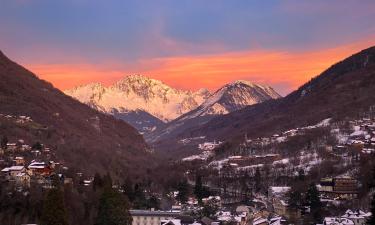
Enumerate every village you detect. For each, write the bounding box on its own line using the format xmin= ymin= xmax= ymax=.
xmin=1 ymin=113 xmax=375 ymax=225
xmin=170 ymin=115 xmax=375 ymax=225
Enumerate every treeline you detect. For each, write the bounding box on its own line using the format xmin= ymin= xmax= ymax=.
xmin=0 ymin=173 xmax=148 ymax=225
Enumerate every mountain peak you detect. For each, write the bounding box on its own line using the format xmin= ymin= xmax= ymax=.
xmin=116 ymin=74 xmax=163 ymax=85
xmin=230 ymin=80 xmax=256 ymax=86
xmin=65 ymin=76 xmax=280 ymax=132
xmin=175 ymin=80 xmax=281 ymax=121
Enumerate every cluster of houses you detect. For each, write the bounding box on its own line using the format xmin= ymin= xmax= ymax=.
xmin=267 ymin=186 xmax=301 ymax=222
xmin=0 ymin=113 xmax=33 ymax=124
xmin=1 ymin=160 xmax=59 ymax=189
xmin=128 ymin=187 xmax=372 ymax=225
xmin=198 ymin=141 xmax=223 ymax=151
xmin=240 ymin=118 xmax=333 ymax=152
xmin=266 ymin=179 xmax=361 ymax=222
xmin=0 ymin=136 xmax=72 ymax=191
xmin=130 ymin=204 xmax=286 ymax=225
xmin=318 ymin=210 xmax=371 ymax=225
xmin=182 ymin=141 xmax=223 ymax=162
xmin=330 ymin=118 xmax=375 ymax=156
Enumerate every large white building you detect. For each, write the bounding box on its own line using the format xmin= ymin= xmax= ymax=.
xmin=130 ymin=210 xmax=180 ymax=225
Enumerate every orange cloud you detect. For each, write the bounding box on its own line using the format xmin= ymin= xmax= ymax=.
xmin=27 ymin=36 xmax=375 ymax=95
xmin=140 ymin=37 xmax=375 ymax=95
xmin=27 ymin=63 xmax=126 ymax=89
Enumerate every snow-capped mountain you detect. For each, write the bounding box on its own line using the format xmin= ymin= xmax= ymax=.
xmin=66 ymin=75 xmax=280 ymax=135
xmin=178 ymin=80 xmax=281 ymax=121
xmin=146 ymin=80 xmax=281 ymax=142
xmin=65 ymin=75 xmax=211 ymax=133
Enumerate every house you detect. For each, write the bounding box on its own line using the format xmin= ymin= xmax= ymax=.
xmin=15 ymin=172 xmax=31 ymax=187
xmin=318 ymin=176 xmax=358 ymax=200
xmin=268 ymin=187 xmax=291 ymax=200
xmin=64 ymin=177 xmax=73 ymax=185
xmin=28 ymin=161 xmax=52 ymax=176
xmin=130 ymin=209 xmax=180 ymax=225
xmin=319 ymin=178 xmax=334 ymax=192
xmin=272 ymin=198 xmax=288 ymax=217
xmin=14 ymin=156 xmax=25 ymax=165
xmin=269 ymin=216 xmax=286 ymax=225
xmin=341 ymin=210 xmax=371 ymax=225
xmin=20 ymin=144 xmax=31 ymax=151
xmin=7 ymin=143 xmax=17 ymax=151
xmin=322 ymin=217 xmax=354 ymax=225
xmin=252 ymin=217 xmax=268 ymax=225
xmin=319 ymin=210 xmax=371 ymax=225
xmin=271 ymin=198 xmax=301 ymax=222
xmin=1 ymin=166 xmax=25 ymax=180
xmin=216 ymin=210 xmax=246 ymax=225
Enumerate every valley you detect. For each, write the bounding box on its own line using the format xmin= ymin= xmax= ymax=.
xmin=1 ymin=44 xmax=375 ymax=225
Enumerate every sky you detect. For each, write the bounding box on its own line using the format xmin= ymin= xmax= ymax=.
xmin=1 ymin=0 xmax=375 ymax=95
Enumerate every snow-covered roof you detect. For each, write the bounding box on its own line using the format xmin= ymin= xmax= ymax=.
xmin=350 ymin=130 xmax=367 ymax=137
xmin=342 ymin=209 xmax=372 ymax=219
xmin=28 ymin=162 xmax=47 ymax=169
xmin=269 ymin=186 xmax=291 ymax=194
xmin=1 ymin=166 xmax=24 ymax=172
xmin=253 ymin=217 xmax=268 ymax=225
xmin=161 ymin=219 xmax=181 ymax=225
xmin=323 ymin=217 xmax=354 ymax=225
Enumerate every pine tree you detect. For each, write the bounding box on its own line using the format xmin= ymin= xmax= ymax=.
xmin=93 ymin=173 xmax=103 ymax=191
xmin=32 ymin=141 xmax=43 ymax=150
xmin=368 ymin=195 xmax=375 ymax=225
xmin=102 ymin=172 xmax=112 ymax=188
xmin=122 ymin=177 xmax=135 ymax=202
xmin=298 ymin=169 xmax=305 ymax=181
xmin=288 ymin=186 xmax=302 ymax=209
xmin=176 ymin=179 xmax=189 ymax=204
xmin=367 ymin=166 xmax=375 ymax=225
xmin=147 ymin=195 xmax=160 ymax=210
xmin=41 ymin=188 xmax=69 ymax=225
xmin=254 ymin=168 xmax=261 ymax=192
xmin=96 ymin=187 xmax=132 ymax=225
xmin=194 ymin=175 xmax=210 ymax=204
xmin=1 ymin=136 xmax=8 ymax=149
xmin=194 ymin=175 xmax=203 ymax=203
xmin=306 ymin=183 xmax=322 ymax=223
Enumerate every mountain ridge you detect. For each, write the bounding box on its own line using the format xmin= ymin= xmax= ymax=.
xmin=146 ymin=80 xmax=280 ymax=143
xmin=65 ymin=74 xmax=211 ymax=122
xmin=149 ymin=46 xmax=375 ymax=158
xmin=65 ymin=75 xmax=280 ymax=134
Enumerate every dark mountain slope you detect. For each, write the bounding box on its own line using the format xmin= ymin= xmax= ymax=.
xmin=147 ymin=81 xmax=280 ymax=143
xmin=192 ymin=46 xmax=375 ymax=140
xmin=151 ymin=46 xmax=375 ymax=157
xmin=0 ymin=50 xmax=151 ymax=177
xmin=111 ymin=109 xmax=165 ymax=134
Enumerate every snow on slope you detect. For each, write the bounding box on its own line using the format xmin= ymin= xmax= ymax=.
xmin=180 ymin=80 xmax=281 ymax=120
xmin=65 ymin=75 xmax=211 ymax=122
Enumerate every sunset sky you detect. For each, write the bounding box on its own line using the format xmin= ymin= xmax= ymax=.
xmin=1 ymin=0 xmax=375 ymax=95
